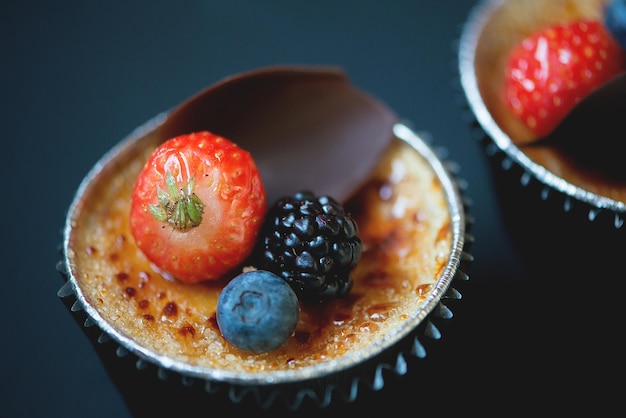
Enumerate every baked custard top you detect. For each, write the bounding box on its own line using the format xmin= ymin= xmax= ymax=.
xmin=66 ymin=137 xmax=453 ymax=379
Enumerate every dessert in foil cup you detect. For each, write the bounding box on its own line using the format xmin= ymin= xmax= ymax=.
xmin=56 ymin=66 xmax=473 ymax=412
xmin=457 ymin=0 xmax=626 ymax=278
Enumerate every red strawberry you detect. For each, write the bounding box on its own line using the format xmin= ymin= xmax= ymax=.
xmin=130 ymin=131 xmax=267 ymax=284
xmin=503 ymin=19 xmax=625 ymax=140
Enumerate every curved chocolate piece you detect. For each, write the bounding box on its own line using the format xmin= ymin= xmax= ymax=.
xmin=537 ymin=73 xmax=626 ymax=176
xmin=159 ymin=65 xmax=398 ymax=204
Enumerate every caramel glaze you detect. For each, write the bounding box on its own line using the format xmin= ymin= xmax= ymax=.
xmin=474 ymin=0 xmax=626 ymax=202
xmin=69 ymin=138 xmax=452 ymax=373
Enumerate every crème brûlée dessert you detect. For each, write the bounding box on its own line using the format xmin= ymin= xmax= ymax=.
xmin=464 ymin=0 xmax=626 ymax=205
xmin=59 ymin=66 xmax=470 ymax=404
xmin=66 ymin=136 xmax=455 ymax=374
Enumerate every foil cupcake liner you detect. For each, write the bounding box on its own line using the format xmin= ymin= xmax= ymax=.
xmin=455 ymin=0 xmax=625 ymax=278
xmin=56 ymin=120 xmax=473 ymax=412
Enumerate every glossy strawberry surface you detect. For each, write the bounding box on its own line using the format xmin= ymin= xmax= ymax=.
xmin=130 ymin=131 xmax=266 ymax=283
xmin=503 ymin=19 xmax=625 ymax=138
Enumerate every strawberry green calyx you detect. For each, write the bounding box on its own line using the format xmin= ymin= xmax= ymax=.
xmin=149 ymin=171 xmax=204 ymax=231
xmin=130 ymin=130 xmax=267 ymax=283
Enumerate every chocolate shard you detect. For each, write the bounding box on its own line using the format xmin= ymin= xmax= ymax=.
xmin=160 ymin=65 xmax=398 ymax=204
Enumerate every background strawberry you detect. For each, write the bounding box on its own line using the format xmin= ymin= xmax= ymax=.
xmin=130 ymin=131 xmax=267 ymax=284
xmin=503 ymin=19 xmax=626 ymax=139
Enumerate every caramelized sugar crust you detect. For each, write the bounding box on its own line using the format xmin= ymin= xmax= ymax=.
xmin=474 ymin=0 xmax=626 ymax=202
xmin=68 ymin=138 xmax=452 ymax=373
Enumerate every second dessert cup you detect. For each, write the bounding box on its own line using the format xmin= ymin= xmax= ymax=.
xmin=457 ymin=0 xmax=625 ymax=279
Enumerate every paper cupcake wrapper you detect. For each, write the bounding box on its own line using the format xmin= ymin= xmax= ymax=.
xmin=55 ymin=124 xmax=474 ymax=411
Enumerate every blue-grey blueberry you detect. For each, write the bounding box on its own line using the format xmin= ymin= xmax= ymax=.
xmin=606 ymin=0 xmax=626 ymax=49
xmin=216 ymin=270 xmax=300 ymax=353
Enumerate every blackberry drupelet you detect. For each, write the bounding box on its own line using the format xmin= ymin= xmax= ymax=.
xmin=261 ymin=191 xmax=362 ymax=303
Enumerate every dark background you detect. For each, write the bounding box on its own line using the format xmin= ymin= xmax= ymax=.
xmin=5 ymin=0 xmax=606 ymax=416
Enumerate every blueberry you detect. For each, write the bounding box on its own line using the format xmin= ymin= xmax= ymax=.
xmin=216 ymin=270 xmax=300 ymax=353
xmin=605 ymin=0 xmax=626 ymax=49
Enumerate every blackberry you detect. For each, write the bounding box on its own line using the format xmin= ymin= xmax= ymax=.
xmin=260 ymin=191 xmax=362 ymax=303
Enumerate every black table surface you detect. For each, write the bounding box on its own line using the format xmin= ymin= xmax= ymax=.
xmin=3 ymin=1 xmax=618 ymax=416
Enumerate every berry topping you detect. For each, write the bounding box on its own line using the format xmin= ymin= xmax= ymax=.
xmin=130 ymin=131 xmax=267 ymax=284
xmin=216 ymin=270 xmax=300 ymax=353
xmin=503 ymin=19 xmax=626 ymax=139
xmin=260 ymin=191 xmax=361 ymax=303
xmin=606 ymin=0 xmax=626 ymax=49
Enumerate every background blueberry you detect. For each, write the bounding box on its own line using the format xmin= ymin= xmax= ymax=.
xmin=605 ymin=0 xmax=626 ymax=49
xmin=216 ymin=270 xmax=300 ymax=353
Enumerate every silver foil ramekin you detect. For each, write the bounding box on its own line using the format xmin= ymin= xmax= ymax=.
xmin=456 ymin=0 xmax=625 ymax=278
xmin=56 ymin=118 xmax=473 ymax=412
